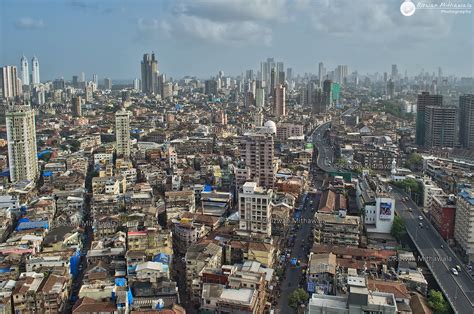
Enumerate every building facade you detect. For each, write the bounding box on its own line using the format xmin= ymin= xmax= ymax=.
xmin=238 ymin=182 xmax=273 ymax=237
xmin=115 ymin=110 xmax=131 ymax=159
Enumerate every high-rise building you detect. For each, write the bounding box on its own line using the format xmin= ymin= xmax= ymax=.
xmin=286 ymin=67 xmax=292 ymax=82
xmin=255 ymin=88 xmax=265 ymax=108
xmin=1 ymin=66 xmax=21 ymax=99
xmin=72 ymin=75 xmax=79 ymax=88
xmin=238 ymin=181 xmax=273 ymax=236
xmin=115 ymin=110 xmax=131 ymax=159
xmin=318 ymin=62 xmax=326 ymax=87
xmin=141 ymin=52 xmax=159 ymax=95
xmin=72 ymin=96 xmax=82 ymax=117
xmin=276 ymin=62 xmax=284 ymax=85
xmin=391 ymin=64 xmax=398 ymax=79
xmin=133 ymin=78 xmax=141 ymax=91
xmin=239 ymin=131 xmax=275 ymax=188
xmin=79 ymin=72 xmax=85 ymax=82
xmin=424 ymin=106 xmax=457 ymax=148
xmin=459 ymin=94 xmax=474 ymax=149
xmin=6 ymin=104 xmax=38 ymax=183
xmin=415 ymin=92 xmax=443 ymax=146
xmin=31 ymin=56 xmax=40 ymax=85
xmin=273 ymin=84 xmax=286 ymax=117
xmin=92 ymin=74 xmax=98 ymax=86
xmin=336 ymin=65 xmax=348 ymax=84
xmin=454 ymin=189 xmax=474 ymax=263
xmin=322 ymin=79 xmax=334 ymax=112
xmin=104 ymin=78 xmax=112 ymax=90
xmin=204 ymin=80 xmax=218 ymax=95
xmin=20 ymin=56 xmax=30 ymax=86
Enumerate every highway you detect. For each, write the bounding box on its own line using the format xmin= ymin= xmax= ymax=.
xmin=393 ymin=189 xmax=474 ymax=313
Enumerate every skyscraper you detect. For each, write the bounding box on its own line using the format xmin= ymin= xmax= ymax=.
xmin=273 ymin=84 xmax=286 ymax=117
xmin=6 ymin=104 xmax=38 ymax=183
xmin=336 ymin=65 xmax=348 ymax=84
xmin=20 ymin=56 xmax=29 ymax=86
xmin=72 ymin=96 xmax=82 ymax=117
xmin=459 ymin=94 xmax=474 ymax=149
xmin=1 ymin=66 xmax=21 ymax=99
xmin=79 ymin=72 xmax=85 ymax=82
xmin=424 ymin=106 xmax=457 ymax=148
xmin=391 ymin=64 xmax=398 ymax=79
xmin=239 ymin=131 xmax=275 ymax=188
xmin=204 ymin=80 xmax=218 ymax=95
xmin=104 ymin=78 xmax=112 ymax=90
xmin=322 ymin=79 xmax=334 ymax=112
xmin=255 ymin=88 xmax=265 ymax=108
xmin=415 ymin=92 xmax=443 ymax=146
xmin=238 ymin=181 xmax=273 ymax=236
xmin=115 ymin=110 xmax=131 ymax=159
xmin=133 ymin=78 xmax=141 ymax=91
xmin=92 ymin=74 xmax=98 ymax=86
xmin=286 ymin=68 xmax=292 ymax=82
xmin=318 ymin=62 xmax=325 ymax=87
xmin=31 ymin=56 xmax=40 ymax=85
xmin=141 ymin=52 xmax=159 ymax=95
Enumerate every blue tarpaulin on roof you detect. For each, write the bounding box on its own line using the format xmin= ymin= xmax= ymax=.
xmin=18 ymin=217 xmax=30 ymax=223
xmin=0 ymin=170 xmax=9 ymax=177
xmin=70 ymin=251 xmax=80 ymax=278
xmin=115 ymin=277 xmax=126 ymax=286
xmin=16 ymin=220 xmax=48 ymax=231
xmin=153 ymin=253 xmax=171 ymax=264
xmin=127 ymin=287 xmax=133 ymax=305
xmin=0 ymin=267 xmax=11 ymax=273
xmin=37 ymin=150 xmax=51 ymax=158
xmin=204 ymin=185 xmax=212 ymax=192
xmin=43 ymin=171 xmax=53 ymax=177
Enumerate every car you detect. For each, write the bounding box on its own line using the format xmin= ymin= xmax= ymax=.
xmin=419 ymin=223 xmax=423 ymax=228
xmin=418 ymin=216 xmax=423 ymax=221
xmin=408 ymin=207 xmax=413 ymax=212
xmin=456 ymin=265 xmax=462 ymax=272
xmin=451 ymin=268 xmax=459 ymax=276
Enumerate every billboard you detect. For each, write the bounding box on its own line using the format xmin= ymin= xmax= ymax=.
xmin=379 ymin=202 xmax=393 ymax=220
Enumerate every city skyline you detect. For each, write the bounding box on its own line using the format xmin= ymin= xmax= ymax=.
xmin=1 ymin=0 xmax=472 ymax=80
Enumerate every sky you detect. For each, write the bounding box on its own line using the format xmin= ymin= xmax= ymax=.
xmin=0 ymin=0 xmax=473 ymax=81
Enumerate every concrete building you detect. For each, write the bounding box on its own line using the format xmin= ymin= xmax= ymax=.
xmin=31 ymin=56 xmax=40 ymax=85
xmin=255 ymin=87 xmax=265 ymax=108
xmin=273 ymin=84 xmax=286 ymax=116
xmin=115 ymin=110 xmax=131 ymax=159
xmin=141 ymin=52 xmax=159 ymax=95
xmin=415 ymin=92 xmax=443 ymax=146
xmin=424 ymin=105 xmax=457 ymax=148
xmin=72 ymin=96 xmax=82 ymax=117
xmin=276 ymin=123 xmax=304 ymax=141
xmin=20 ymin=55 xmax=29 ymax=86
xmin=454 ymin=189 xmax=474 ymax=263
xmin=6 ymin=105 xmax=39 ymax=183
xmin=306 ymin=253 xmax=337 ymax=295
xmin=1 ymin=66 xmax=21 ymax=99
xmin=103 ymin=78 xmax=112 ymax=90
xmin=205 ymin=80 xmax=218 ymax=96
xmin=314 ymin=212 xmax=360 ymax=246
xmin=239 ymin=182 xmax=273 ymax=237
xmin=459 ymin=94 xmax=474 ymax=149
xmin=239 ymin=131 xmax=276 ymax=189
xmin=430 ymin=193 xmax=456 ymax=240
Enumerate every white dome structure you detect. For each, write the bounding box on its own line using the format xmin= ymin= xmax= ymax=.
xmin=264 ymin=120 xmax=277 ymax=134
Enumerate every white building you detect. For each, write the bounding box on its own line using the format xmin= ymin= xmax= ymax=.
xmin=115 ymin=110 xmax=131 ymax=159
xmin=20 ymin=56 xmax=29 ymax=86
xmin=365 ymin=197 xmax=395 ymax=234
xmin=238 ymin=182 xmax=273 ymax=236
xmin=6 ymin=105 xmax=38 ymax=183
xmin=1 ymin=66 xmax=21 ymax=99
xmin=421 ymin=177 xmax=443 ymax=211
xmin=454 ymin=189 xmax=474 ymax=263
xmin=31 ymin=56 xmax=40 ymax=85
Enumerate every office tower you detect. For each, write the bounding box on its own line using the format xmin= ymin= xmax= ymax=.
xmin=322 ymin=79 xmax=333 ymax=112
xmin=115 ymin=110 xmax=131 ymax=159
xmin=438 ymin=67 xmax=443 ymax=81
xmin=72 ymin=75 xmax=79 ymax=88
xmin=415 ymin=92 xmax=443 ymax=146
xmin=276 ymin=62 xmax=284 ymax=85
xmin=141 ymin=52 xmax=159 ymax=94
xmin=92 ymin=74 xmax=98 ymax=86
xmin=255 ymin=88 xmax=265 ymax=108
xmin=204 ymin=80 xmax=218 ymax=95
xmin=53 ymin=78 xmax=65 ymax=90
xmin=239 ymin=131 xmax=275 ymax=188
xmin=133 ymin=78 xmax=141 ymax=91
xmin=286 ymin=68 xmax=292 ymax=82
xmin=79 ymin=72 xmax=85 ymax=82
xmin=387 ymin=79 xmax=395 ymax=98
xmin=104 ymin=78 xmax=112 ymax=90
xmin=31 ymin=56 xmax=40 ymax=85
xmin=336 ymin=65 xmax=348 ymax=84
xmin=245 ymin=69 xmax=254 ymax=81
xmin=459 ymin=94 xmax=474 ymax=149
xmin=391 ymin=64 xmax=398 ymax=79
xmin=260 ymin=62 xmax=269 ymax=84
xmin=238 ymin=181 xmax=273 ymax=236
xmin=72 ymin=96 xmax=82 ymax=117
xmin=424 ymin=106 xmax=457 ymax=148
xmin=20 ymin=56 xmax=30 ymax=86
xmin=6 ymin=104 xmax=38 ymax=183
xmin=306 ymin=81 xmax=317 ymax=107
xmin=383 ymin=72 xmax=388 ymax=83
xmin=318 ymin=62 xmax=326 ymax=87
xmin=454 ymin=189 xmax=474 ymax=262
xmin=157 ymin=74 xmax=165 ymax=97
xmin=273 ymin=84 xmax=286 ymax=117
xmin=0 ymin=66 xmax=21 ymax=99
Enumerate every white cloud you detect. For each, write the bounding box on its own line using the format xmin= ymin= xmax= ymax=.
xmin=15 ymin=17 xmax=45 ymax=30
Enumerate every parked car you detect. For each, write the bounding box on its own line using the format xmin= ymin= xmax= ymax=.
xmin=418 ymin=216 xmax=423 ymax=221
xmin=451 ymin=268 xmax=459 ymax=276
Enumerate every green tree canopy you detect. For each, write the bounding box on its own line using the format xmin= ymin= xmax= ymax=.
xmin=288 ymin=288 xmax=309 ymax=311
xmin=428 ymin=289 xmax=450 ymax=314
xmin=405 ymin=153 xmax=423 ymax=171
xmin=391 ymin=216 xmax=406 ymax=242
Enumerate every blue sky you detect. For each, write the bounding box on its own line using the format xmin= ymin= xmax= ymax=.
xmin=1 ymin=0 xmax=472 ymax=80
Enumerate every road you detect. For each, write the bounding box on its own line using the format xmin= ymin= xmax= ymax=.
xmin=311 ymin=122 xmax=337 ymax=173
xmin=393 ymin=189 xmax=474 ymax=313
xmin=277 ymin=191 xmax=320 ymax=313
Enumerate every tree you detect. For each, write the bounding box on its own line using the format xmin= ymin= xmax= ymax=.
xmin=428 ymin=289 xmax=450 ymax=314
xmin=288 ymin=288 xmax=309 ymax=311
xmin=405 ymin=153 xmax=423 ymax=171
xmin=391 ymin=216 xmax=406 ymax=242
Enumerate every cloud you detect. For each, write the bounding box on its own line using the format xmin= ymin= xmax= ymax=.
xmin=136 ymin=0 xmax=283 ymax=46
xmin=14 ymin=17 xmax=45 ymax=30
